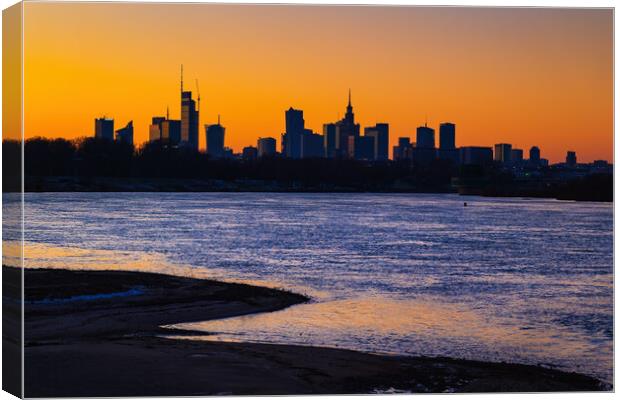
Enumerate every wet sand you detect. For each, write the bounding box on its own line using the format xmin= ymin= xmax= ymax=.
xmin=10 ymin=266 xmax=607 ymax=397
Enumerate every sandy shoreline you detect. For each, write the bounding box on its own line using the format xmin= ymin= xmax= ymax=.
xmin=8 ymin=266 xmax=608 ymax=396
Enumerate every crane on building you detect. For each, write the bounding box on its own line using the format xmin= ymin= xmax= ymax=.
xmin=195 ymin=78 xmax=201 ymax=112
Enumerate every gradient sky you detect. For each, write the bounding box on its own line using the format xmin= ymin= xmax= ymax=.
xmin=21 ymin=3 xmax=613 ymax=162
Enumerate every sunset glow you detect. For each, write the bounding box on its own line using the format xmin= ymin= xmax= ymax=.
xmin=21 ymin=3 xmax=613 ymax=162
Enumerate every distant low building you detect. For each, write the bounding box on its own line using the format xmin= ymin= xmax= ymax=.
xmin=222 ymin=147 xmax=234 ymax=159
xmin=590 ymin=160 xmax=612 ymax=174
xmin=242 ymin=146 xmax=258 ymax=160
xmin=115 ymin=121 xmax=133 ymax=145
xmin=460 ymin=146 xmax=493 ymax=166
xmin=257 ymin=137 xmax=277 ymax=157
xmin=411 ymin=147 xmax=436 ymax=166
xmin=437 ymin=148 xmax=459 ymax=164
xmin=511 ymin=148 xmax=524 ymax=165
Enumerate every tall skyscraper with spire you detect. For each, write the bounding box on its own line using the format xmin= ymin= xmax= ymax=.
xmin=334 ymin=89 xmax=360 ymax=158
xmin=344 ymin=89 xmax=354 ymax=124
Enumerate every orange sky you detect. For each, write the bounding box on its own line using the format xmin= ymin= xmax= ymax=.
xmin=19 ymin=3 xmax=613 ymax=162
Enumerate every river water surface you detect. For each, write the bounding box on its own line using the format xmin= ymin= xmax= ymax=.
xmin=4 ymin=193 xmax=613 ymax=382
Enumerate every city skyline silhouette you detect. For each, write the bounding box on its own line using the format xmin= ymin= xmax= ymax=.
xmin=14 ymin=3 xmax=613 ymax=163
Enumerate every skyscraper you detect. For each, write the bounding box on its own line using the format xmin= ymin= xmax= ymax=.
xmin=414 ymin=124 xmax=436 ymax=165
xmin=181 ymin=90 xmax=199 ymax=151
xmin=149 ymin=117 xmax=165 ymax=142
xmin=566 ymin=151 xmax=577 ymax=167
xmin=334 ymin=90 xmax=360 ymax=158
xmin=323 ymin=123 xmax=337 ymax=158
xmin=115 ymin=121 xmax=133 ymax=145
xmin=437 ymin=122 xmax=458 ymax=164
xmin=94 ymin=117 xmax=114 ymax=140
xmin=416 ymin=124 xmax=435 ymax=149
xmin=257 ymin=137 xmax=277 ymax=157
xmin=364 ymin=123 xmax=389 ymax=161
xmin=529 ymin=146 xmax=541 ymax=163
xmin=393 ymin=137 xmax=413 ymax=161
xmin=284 ymin=107 xmax=304 ymax=158
xmin=348 ymin=135 xmax=375 ymax=160
xmin=301 ymin=131 xmax=324 ymax=158
xmin=439 ymin=123 xmax=455 ymax=149
xmin=161 ymin=119 xmax=181 ymax=146
xmin=206 ymin=118 xmax=225 ymax=158
xmin=494 ymin=143 xmax=512 ymax=164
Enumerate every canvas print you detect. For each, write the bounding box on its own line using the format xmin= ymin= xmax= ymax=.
xmin=2 ymin=2 xmax=614 ymax=397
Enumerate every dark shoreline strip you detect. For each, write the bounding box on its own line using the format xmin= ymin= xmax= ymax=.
xmin=8 ymin=266 xmax=609 ymax=396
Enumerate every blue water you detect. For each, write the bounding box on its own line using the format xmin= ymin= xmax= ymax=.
xmin=4 ymin=193 xmax=613 ymax=382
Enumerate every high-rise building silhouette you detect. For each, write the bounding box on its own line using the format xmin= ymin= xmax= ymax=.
xmin=323 ymin=123 xmax=337 ymax=158
xmin=438 ymin=122 xmax=459 ymax=164
xmin=257 ymin=137 xmax=277 ymax=157
xmin=529 ymin=146 xmax=541 ymax=163
xmin=181 ymin=91 xmax=199 ymax=151
xmin=149 ymin=117 xmax=166 ymax=142
xmin=180 ymin=67 xmax=199 ymax=151
xmin=94 ymin=117 xmax=114 ymax=140
xmin=566 ymin=151 xmax=577 ymax=167
xmin=439 ymin=122 xmax=455 ymax=149
xmin=416 ymin=124 xmax=435 ymax=149
xmin=364 ymin=123 xmax=389 ymax=161
xmin=284 ymin=107 xmax=305 ymax=158
xmin=161 ymin=119 xmax=181 ymax=146
xmin=334 ymin=90 xmax=360 ymax=158
xmin=301 ymin=131 xmax=324 ymax=158
xmin=494 ymin=143 xmax=512 ymax=164
xmin=115 ymin=121 xmax=133 ymax=145
xmin=149 ymin=112 xmax=180 ymax=146
xmin=206 ymin=117 xmax=225 ymax=158
xmin=348 ymin=135 xmax=375 ymax=160
xmin=414 ymin=124 xmax=436 ymax=165
xmin=393 ymin=137 xmax=413 ymax=161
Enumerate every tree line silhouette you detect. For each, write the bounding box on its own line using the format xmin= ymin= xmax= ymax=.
xmin=7 ymin=137 xmax=457 ymax=188
xmin=2 ymin=137 xmax=612 ymax=201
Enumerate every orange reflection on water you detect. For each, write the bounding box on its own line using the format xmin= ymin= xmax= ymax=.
xmin=168 ymin=295 xmax=612 ymax=382
xmin=12 ymin=240 xmax=306 ymax=294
